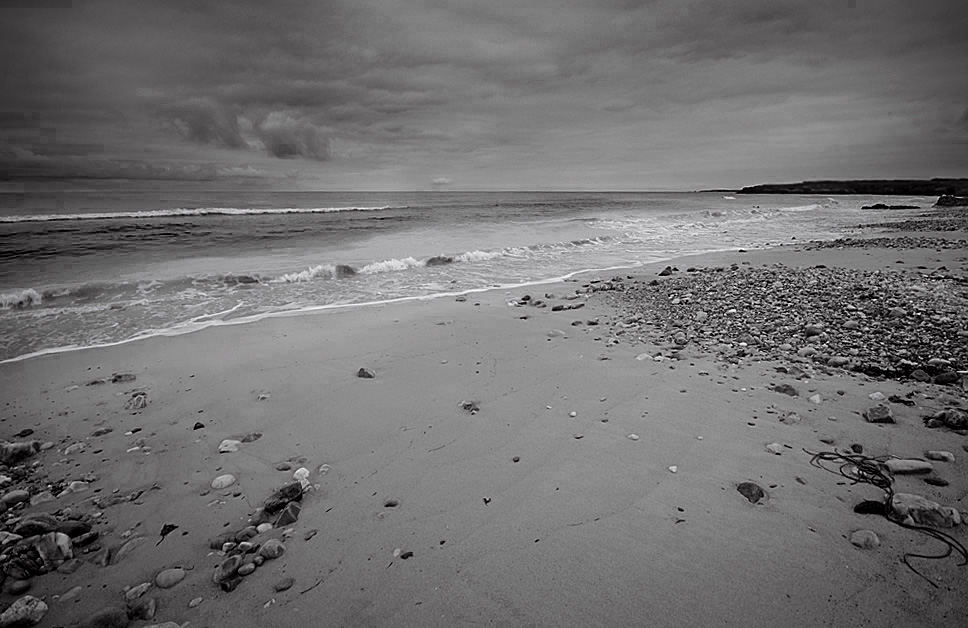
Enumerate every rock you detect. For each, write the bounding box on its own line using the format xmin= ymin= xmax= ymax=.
xmin=275 ymin=501 xmax=301 ymax=526
xmin=808 ymin=394 xmax=823 ymax=404
xmin=111 ymin=372 xmax=136 ymax=383
xmin=803 ymin=323 xmax=825 ymax=337
xmin=218 ymin=439 xmax=243 ymax=453
xmin=73 ymin=606 xmax=129 ymax=628
xmin=275 ymin=462 xmax=292 ymax=471
xmin=237 ymin=562 xmax=256 ymax=576
xmin=57 ymin=559 xmax=83 ymax=575
xmin=796 ymin=347 xmax=817 ymax=358
xmin=849 ymin=530 xmax=880 ymax=549
xmin=259 ymin=538 xmax=286 ymax=559
xmin=29 ymin=491 xmax=55 ymax=506
xmin=274 ymin=577 xmax=294 ymax=592
xmin=14 ymin=513 xmax=59 ymax=536
xmin=124 ymin=582 xmax=152 ymax=601
xmin=887 ymin=307 xmax=906 ymax=318
xmin=924 ymin=450 xmax=955 ymax=462
xmin=293 ymin=467 xmax=311 ymax=488
xmin=154 ymin=567 xmax=186 ymax=589
xmin=256 ymin=523 xmax=273 ymax=534
xmin=772 ymin=384 xmax=798 ymax=397
xmin=910 ymin=369 xmax=931 ymax=382
xmin=193 ymin=421 xmax=205 ymax=430
xmin=234 ymin=526 xmax=258 ymax=542
xmin=737 ymin=482 xmax=765 ymax=504
xmin=1 ymin=489 xmax=30 ymax=506
xmin=59 ymin=585 xmax=83 ymax=603
xmin=34 ymin=531 xmax=73 ymax=570
xmin=356 ymin=367 xmax=376 ymax=378
xmin=934 ymin=371 xmax=961 ymax=386
xmin=842 ymin=320 xmax=860 ymax=330
xmin=0 ymin=595 xmax=48 ymax=627
xmin=110 ymin=536 xmax=147 ymax=565
xmin=827 ymin=356 xmax=850 ymax=367
xmin=188 ymin=597 xmax=203 ymax=608
xmin=923 ymin=408 xmax=968 ymax=429
xmin=213 ymin=555 xmax=243 ymax=583
xmin=658 ymin=266 xmax=672 ymax=276
xmin=924 ymin=477 xmax=949 ymax=487
xmin=127 ymin=597 xmax=156 ymax=621
xmin=57 ymin=520 xmax=93 ymax=538
xmin=891 ymin=493 xmax=961 ymax=528
xmin=6 ymin=580 xmax=31 ymax=596
xmin=241 ymin=432 xmax=262 ymax=443
xmin=263 ymin=482 xmax=302 ymax=513
xmin=779 ymin=411 xmax=802 ymax=424
xmin=211 ymin=474 xmax=236 ymax=489
xmin=0 ymin=441 xmax=40 ymax=466
xmin=766 ymin=443 xmax=784 ymax=455
xmin=883 ymin=458 xmax=933 ymax=474
xmin=863 ymin=405 xmax=895 ymax=424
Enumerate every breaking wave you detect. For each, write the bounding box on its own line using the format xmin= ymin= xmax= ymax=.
xmin=0 ymin=205 xmax=406 ymax=223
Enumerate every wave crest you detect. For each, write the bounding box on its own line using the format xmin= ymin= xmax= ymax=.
xmin=0 ymin=205 xmax=407 ymax=223
xmin=0 ymin=288 xmax=43 ymax=309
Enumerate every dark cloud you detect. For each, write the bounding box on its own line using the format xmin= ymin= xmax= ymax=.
xmin=163 ymin=98 xmax=245 ymax=149
xmin=255 ymin=112 xmax=330 ymax=160
xmin=1 ymin=0 xmax=967 ymax=188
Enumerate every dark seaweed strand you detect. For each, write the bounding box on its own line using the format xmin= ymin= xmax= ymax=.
xmin=805 ymin=449 xmax=968 ymax=588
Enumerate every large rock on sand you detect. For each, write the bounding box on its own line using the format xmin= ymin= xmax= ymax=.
xmin=0 ymin=595 xmax=48 ymax=627
xmin=891 ymin=493 xmax=961 ymax=528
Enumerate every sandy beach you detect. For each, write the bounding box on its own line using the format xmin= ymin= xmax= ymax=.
xmin=2 ymin=213 xmax=967 ymax=628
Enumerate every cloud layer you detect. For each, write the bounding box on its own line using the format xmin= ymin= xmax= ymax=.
xmin=1 ymin=0 xmax=966 ymax=189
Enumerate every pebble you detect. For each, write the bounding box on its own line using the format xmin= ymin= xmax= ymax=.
xmin=772 ymin=384 xmax=799 ymax=396
xmin=155 ymin=567 xmax=186 ymax=589
xmin=274 ymin=577 xmax=294 ymax=592
xmin=668 ymin=466 xmax=678 ymax=473
xmin=849 ymin=529 xmax=880 ymax=549
xmin=275 ymin=462 xmax=292 ymax=471
xmin=766 ymin=443 xmax=783 ymax=455
xmin=1 ymin=489 xmax=30 ymax=506
xmin=808 ymin=394 xmax=822 ymax=404
xmin=189 ymin=597 xmax=203 ymax=608
xmin=211 ymin=474 xmax=237 ymax=489
xmin=124 ymin=582 xmax=152 ymax=601
xmin=357 ymin=367 xmax=376 ymax=378
xmin=737 ymin=482 xmax=765 ymax=503
xmin=256 ymin=523 xmax=273 ymax=534
xmin=59 ymin=585 xmax=83 ymax=603
xmin=568 ymin=411 xmax=577 ymax=417
xmin=627 ymin=434 xmax=639 ymax=441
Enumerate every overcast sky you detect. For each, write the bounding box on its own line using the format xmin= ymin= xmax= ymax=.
xmin=1 ymin=0 xmax=966 ymax=191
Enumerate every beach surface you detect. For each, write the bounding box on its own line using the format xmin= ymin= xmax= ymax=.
xmin=2 ymin=216 xmax=967 ymax=627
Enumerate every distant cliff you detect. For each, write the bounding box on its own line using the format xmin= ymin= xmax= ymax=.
xmin=738 ymin=179 xmax=968 ymax=196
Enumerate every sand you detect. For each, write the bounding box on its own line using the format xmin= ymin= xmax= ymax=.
xmin=2 ymin=225 xmax=967 ymax=627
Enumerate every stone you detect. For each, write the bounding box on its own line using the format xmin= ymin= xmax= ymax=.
xmin=256 ymin=523 xmax=273 ymax=534
xmin=924 ymin=408 xmax=968 ymax=429
xmin=883 ymin=459 xmax=933 ymax=474
xmin=237 ymin=562 xmax=256 ymax=576
xmin=0 ymin=595 xmax=48 ymax=627
xmin=263 ymin=482 xmax=303 ymax=513
xmin=737 ymin=482 xmax=765 ymax=504
xmin=57 ymin=520 xmax=93 ymax=538
xmin=234 ymin=526 xmax=258 ymax=542
xmin=73 ymin=606 xmax=129 ymax=628
xmin=259 ymin=538 xmax=286 ymax=559
xmin=14 ymin=513 xmax=59 ymax=536
xmin=766 ymin=443 xmax=784 ymax=455
xmin=842 ymin=320 xmax=860 ymax=330
xmin=111 ymin=536 xmax=147 ymax=565
xmin=154 ymin=567 xmax=186 ymax=588
xmin=863 ymin=405 xmax=894 ymax=424
xmin=827 ymin=356 xmax=850 ymax=367
xmin=211 ymin=474 xmax=236 ymax=489
xmin=218 ymin=439 xmax=243 ymax=453
xmin=887 ymin=307 xmax=906 ymax=318
xmin=934 ymin=371 xmax=961 ymax=385
xmin=796 ymin=347 xmax=817 ymax=358
xmin=849 ymin=530 xmax=880 ymax=549
xmin=891 ymin=493 xmax=961 ymax=528
xmin=275 ymin=501 xmax=301 ymax=526
xmin=808 ymin=394 xmax=822 ymax=404
xmin=29 ymin=491 xmax=55 ymax=506
xmin=356 ymin=367 xmax=376 ymax=378
xmin=188 ymin=597 xmax=203 ymax=608
xmin=127 ymin=597 xmax=156 ymax=621
xmin=6 ymin=580 xmax=31 ymax=596
xmin=924 ymin=450 xmax=954 ymax=462
xmin=275 ymin=462 xmax=292 ymax=471
xmin=124 ymin=582 xmax=152 ymax=601
xmin=34 ymin=531 xmax=73 ymax=570
xmin=241 ymin=432 xmax=262 ymax=443
xmin=0 ymin=441 xmax=40 ymax=466
xmin=772 ymin=384 xmax=799 ymax=396
xmin=779 ymin=412 xmax=802 ymax=424
xmin=803 ymin=323 xmax=825 ymax=337
xmin=213 ymin=555 xmax=243 ymax=583
xmin=274 ymin=577 xmax=294 ymax=592
xmin=56 ymin=559 xmax=83 ymax=575
xmin=1 ymin=489 xmax=30 ymax=506
xmin=59 ymin=585 xmax=83 ymax=603
xmin=910 ymin=369 xmax=931 ymax=382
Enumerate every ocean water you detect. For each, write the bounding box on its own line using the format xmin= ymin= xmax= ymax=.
xmin=0 ymin=190 xmax=925 ymax=362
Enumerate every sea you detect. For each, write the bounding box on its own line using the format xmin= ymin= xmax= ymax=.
xmin=0 ymin=190 xmax=925 ymax=363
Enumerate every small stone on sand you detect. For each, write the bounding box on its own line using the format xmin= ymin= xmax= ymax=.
xmin=850 ymin=530 xmax=880 ymax=549
xmin=211 ymin=474 xmax=236 ymax=489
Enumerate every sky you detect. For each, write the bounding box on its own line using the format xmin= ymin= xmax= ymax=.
xmin=1 ymin=0 xmax=966 ymax=191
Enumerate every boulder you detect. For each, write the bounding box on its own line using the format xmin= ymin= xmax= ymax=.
xmin=863 ymin=405 xmax=895 ymax=424
xmin=211 ymin=474 xmax=236 ymax=490
xmin=154 ymin=567 xmax=186 ymax=589
xmin=259 ymin=539 xmax=286 ymax=559
xmin=33 ymin=531 xmax=73 ymax=571
xmin=13 ymin=513 xmax=59 ymax=536
xmin=73 ymin=606 xmax=130 ymax=628
xmin=0 ymin=595 xmax=48 ymax=627
xmin=275 ymin=501 xmax=301 ymax=526
xmin=736 ymin=482 xmax=765 ymax=504
xmin=126 ymin=597 xmax=156 ymax=621
xmin=891 ymin=493 xmax=961 ymax=528
xmin=213 ymin=555 xmax=243 ymax=583
xmin=849 ymin=530 xmax=880 ymax=549
xmin=0 ymin=441 xmax=40 ymax=466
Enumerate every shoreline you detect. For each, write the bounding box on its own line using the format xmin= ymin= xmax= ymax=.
xmin=2 ymin=215 xmax=967 ymax=627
